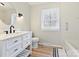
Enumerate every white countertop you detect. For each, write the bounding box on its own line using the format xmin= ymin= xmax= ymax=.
xmin=0 ymin=31 xmax=31 ymax=41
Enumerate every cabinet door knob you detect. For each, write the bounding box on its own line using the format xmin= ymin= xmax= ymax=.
xmin=14 ymin=40 xmax=18 ymax=43
xmin=14 ymin=49 xmax=18 ymax=52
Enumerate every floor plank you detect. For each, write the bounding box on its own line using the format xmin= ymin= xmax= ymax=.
xmin=32 ymin=44 xmax=53 ymax=57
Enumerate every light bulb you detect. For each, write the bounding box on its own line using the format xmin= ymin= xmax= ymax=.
xmin=17 ymin=16 xmax=24 ymax=21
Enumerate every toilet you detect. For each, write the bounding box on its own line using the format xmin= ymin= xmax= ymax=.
xmin=32 ymin=37 xmax=39 ymax=48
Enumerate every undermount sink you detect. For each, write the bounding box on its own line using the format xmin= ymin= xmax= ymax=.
xmin=0 ymin=31 xmax=27 ymax=40
xmin=0 ymin=31 xmax=24 ymax=36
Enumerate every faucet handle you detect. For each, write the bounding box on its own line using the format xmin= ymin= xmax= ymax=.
xmin=13 ymin=30 xmax=15 ymax=33
xmin=4 ymin=31 xmax=8 ymax=34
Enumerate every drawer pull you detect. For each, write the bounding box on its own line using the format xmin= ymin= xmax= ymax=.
xmin=14 ymin=40 xmax=18 ymax=43
xmin=14 ymin=49 xmax=18 ymax=52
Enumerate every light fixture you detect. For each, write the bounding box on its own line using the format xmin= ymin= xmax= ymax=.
xmin=18 ymin=13 xmax=23 ymax=17
xmin=17 ymin=13 xmax=24 ymax=20
xmin=0 ymin=2 xmax=5 ymax=6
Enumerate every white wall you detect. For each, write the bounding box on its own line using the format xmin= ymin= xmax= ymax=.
xmin=30 ymin=3 xmax=63 ymax=45
xmin=61 ymin=3 xmax=79 ymax=49
xmin=11 ymin=2 xmax=31 ymax=31
xmin=30 ymin=2 xmax=79 ymax=48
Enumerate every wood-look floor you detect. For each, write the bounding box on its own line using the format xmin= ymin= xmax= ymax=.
xmin=32 ymin=44 xmax=53 ymax=57
xmin=31 ymin=44 xmax=63 ymax=57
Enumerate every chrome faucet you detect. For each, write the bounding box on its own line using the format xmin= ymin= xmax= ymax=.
xmin=10 ymin=25 xmax=14 ymax=33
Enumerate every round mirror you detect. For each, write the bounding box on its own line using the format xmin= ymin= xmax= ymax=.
xmin=0 ymin=2 xmax=16 ymax=25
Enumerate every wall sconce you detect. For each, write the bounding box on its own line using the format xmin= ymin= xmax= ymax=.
xmin=17 ymin=13 xmax=24 ymax=20
xmin=18 ymin=13 xmax=23 ymax=17
xmin=0 ymin=2 xmax=5 ymax=6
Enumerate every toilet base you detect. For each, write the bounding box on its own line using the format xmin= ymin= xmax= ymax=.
xmin=32 ymin=42 xmax=39 ymax=48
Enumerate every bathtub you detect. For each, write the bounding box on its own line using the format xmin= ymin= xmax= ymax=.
xmin=53 ymin=41 xmax=79 ymax=57
xmin=63 ymin=41 xmax=79 ymax=57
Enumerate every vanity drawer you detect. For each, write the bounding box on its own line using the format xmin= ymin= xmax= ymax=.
xmin=23 ymin=40 xmax=29 ymax=48
xmin=23 ymin=34 xmax=30 ymax=40
xmin=6 ymin=37 xmax=22 ymax=48
xmin=6 ymin=43 xmax=22 ymax=56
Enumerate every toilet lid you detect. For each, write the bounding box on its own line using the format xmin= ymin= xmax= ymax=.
xmin=32 ymin=37 xmax=39 ymax=42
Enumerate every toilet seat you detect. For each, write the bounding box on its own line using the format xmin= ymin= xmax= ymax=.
xmin=32 ymin=37 xmax=39 ymax=42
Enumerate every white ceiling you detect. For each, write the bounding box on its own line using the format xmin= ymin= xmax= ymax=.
xmin=0 ymin=2 xmax=47 ymax=9
xmin=28 ymin=2 xmax=48 ymax=5
xmin=0 ymin=2 xmax=14 ymax=9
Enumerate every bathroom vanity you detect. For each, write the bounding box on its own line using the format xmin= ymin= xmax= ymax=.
xmin=0 ymin=31 xmax=32 ymax=57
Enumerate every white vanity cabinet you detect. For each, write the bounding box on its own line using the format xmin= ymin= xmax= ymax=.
xmin=22 ymin=33 xmax=32 ymax=49
xmin=0 ymin=36 xmax=23 ymax=57
xmin=0 ymin=31 xmax=32 ymax=57
xmin=6 ymin=36 xmax=23 ymax=57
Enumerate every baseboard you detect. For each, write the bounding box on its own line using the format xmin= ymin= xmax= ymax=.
xmin=39 ymin=42 xmax=52 ymax=46
xmin=39 ymin=42 xmax=63 ymax=48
